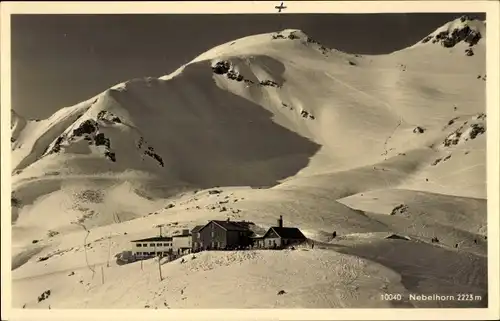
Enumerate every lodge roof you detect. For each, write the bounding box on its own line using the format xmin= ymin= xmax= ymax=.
xmin=250 ymin=235 xmax=264 ymax=239
xmin=211 ymin=220 xmax=253 ymax=232
xmin=172 ymin=233 xmax=192 ymax=238
xmin=264 ymin=227 xmax=306 ymax=239
xmin=131 ymin=236 xmax=173 ymax=242
xmin=191 ymin=225 xmax=205 ymax=233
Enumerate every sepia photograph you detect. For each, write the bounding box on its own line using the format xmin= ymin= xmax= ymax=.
xmin=1 ymin=1 xmax=499 ymax=320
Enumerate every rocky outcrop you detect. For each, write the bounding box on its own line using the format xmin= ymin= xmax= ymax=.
xmin=465 ymin=48 xmax=474 ymax=56
xmin=413 ymin=126 xmax=425 ymax=134
xmin=48 ymin=116 xmax=117 ymax=163
xmin=306 ymin=36 xmax=321 ymax=45
xmin=421 ymin=16 xmax=483 ymax=56
xmin=97 ymin=110 xmax=122 ymax=124
xmin=94 ymin=133 xmax=110 ymax=148
xmin=259 ymin=80 xmax=281 ymax=88
xmin=104 ymin=151 xmax=116 ymax=162
xmin=469 ymin=123 xmax=486 ymax=139
xmin=443 ymin=114 xmax=486 ymax=147
xmin=447 ymin=117 xmax=459 ymax=126
xmin=432 ymin=157 xmax=443 ymax=166
xmin=300 ymin=109 xmax=315 ymax=120
xmin=211 ymin=60 xmax=249 ymax=84
xmin=144 ymin=146 xmax=164 ymax=167
xmin=443 ymin=131 xmax=462 ymax=147
xmin=37 ymin=290 xmax=51 ymax=303
xmin=211 ymin=61 xmax=231 ymax=75
xmin=421 ymin=35 xmax=433 ymax=44
xmin=432 ymin=26 xmax=482 ymax=48
xmin=390 ymin=204 xmax=409 ymax=215
xmin=432 ymin=154 xmax=451 ymax=166
xmin=227 ymin=70 xmax=244 ymax=82
xmin=72 ymin=119 xmax=98 ymax=137
xmin=271 ymin=30 xmax=331 ymax=56
xmin=287 ymin=31 xmax=300 ymax=40
xmin=136 ymin=137 xmax=164 ymax=167
xmin=476 ymin=113 xmax=486 ymax=120
xmin=271 ymin=30 xmax=300 ymax=40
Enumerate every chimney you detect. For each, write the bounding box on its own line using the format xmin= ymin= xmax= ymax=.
xmin=277 ymin=215 xmax=283 ymax=228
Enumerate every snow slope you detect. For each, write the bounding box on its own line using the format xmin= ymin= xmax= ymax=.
xmin=10 ymin=16 xmax=488 ymax=308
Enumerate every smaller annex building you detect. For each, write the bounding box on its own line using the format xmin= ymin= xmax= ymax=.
xmin=253 ymin=216 xmax=307 ymax=249
xmin=131 ymin=236 xmax=173 ymax=258
xmin=172 ymin=229 xmax=192 ymax=254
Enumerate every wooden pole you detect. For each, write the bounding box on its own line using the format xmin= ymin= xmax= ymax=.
xmin=141 ymin=259 xmax=143 ymax=271
xmin=101 ymin=266 xmax=104 ymax=284
xmin=107 ymin=233 xmax=111 ymax=267
xmin=158 ymin=256 xmax=163 ymax=281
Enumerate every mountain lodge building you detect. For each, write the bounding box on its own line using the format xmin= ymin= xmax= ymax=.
xmin=193 ymin=219 xmax=255 ymax=251
xmin=253 ymin=215 xmax=307 ymax=249
xmin=131 ymin=236 xmax=173 ymax=258
xmin=130 ymin=216 xmax=307 ymax=259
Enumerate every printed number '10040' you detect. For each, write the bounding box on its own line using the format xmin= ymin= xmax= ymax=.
xmin=381 ymin=293 xmax=402 ymax=301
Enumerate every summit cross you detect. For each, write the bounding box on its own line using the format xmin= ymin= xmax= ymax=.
xmin=275 ymin=2 xmax=287 ymax=13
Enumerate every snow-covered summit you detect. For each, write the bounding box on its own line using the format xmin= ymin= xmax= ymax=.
xmin=190 ymin=28 xmax=347 ymax=63
xmin=416 ymin=15 xmax=485 ymax=52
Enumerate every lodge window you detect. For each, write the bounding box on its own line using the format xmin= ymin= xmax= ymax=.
xmin=150 ymin=243 xmax=155 ymax=247
xmin=136 ymin=244 xmax=142 ymax=247
xmin=157 ymin=243 xmax=162 ymax=246
xmin=143 ymin=244 xmax=148 ymax=247
xmin=211 ymin=231 xmax=214 ymax=237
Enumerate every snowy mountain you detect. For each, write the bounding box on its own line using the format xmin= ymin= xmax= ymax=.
xmin=417 ymin=15 xmax=485 ymax=52
xmin=11 ymin=16 xmax=487 ymax=309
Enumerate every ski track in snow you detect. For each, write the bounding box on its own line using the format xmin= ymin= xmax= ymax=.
xmin=323 ymin=71 xmax=407 ymax=156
